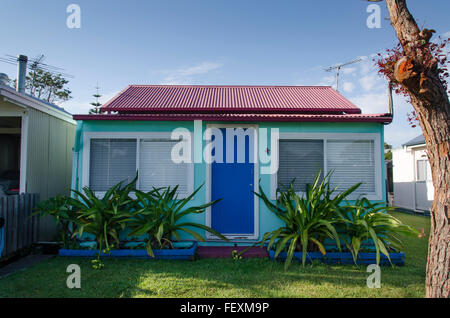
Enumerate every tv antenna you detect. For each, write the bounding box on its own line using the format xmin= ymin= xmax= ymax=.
xmin=325 ymin=58 xmax=362 ymax=92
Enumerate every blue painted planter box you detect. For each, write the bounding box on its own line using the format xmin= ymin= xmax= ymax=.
xmin=268 ymin=249 xmax=405 ymax=266
xmin=59 ymin=241 xmax=197 ymax=260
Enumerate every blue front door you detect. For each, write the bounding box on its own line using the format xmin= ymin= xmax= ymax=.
xmin=211 ymin=128 xmax=255 ymax=236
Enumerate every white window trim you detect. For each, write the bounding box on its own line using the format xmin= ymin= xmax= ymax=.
xmin=0 ymin=109 xmax=29 ymax=194
xmin=271 ymin=132 xmax=382 ymax=201
xmin=205 ymin=124 xmax=259 ymax=240
xmin=82 ymin=131 xmax=194 ymax=197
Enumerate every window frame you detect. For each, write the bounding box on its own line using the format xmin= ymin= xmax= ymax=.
xmin=271 ymin=132 xmax=382 ymax=201
xmin=82 ymin=131 xmax=194 ymax=197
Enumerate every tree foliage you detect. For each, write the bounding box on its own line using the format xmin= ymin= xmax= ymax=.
xmin=9 ymin=54 xmax=72 ymax=104
xmin=374 ymin=36 xmax=450 ymax=97
xmin=24 ymin=68 xmax=72 ymax=103
xmin=374 ymin=35 xmax=449 ymax=127
xmin=384 ymin=142 xmax=392 ymax=160
xmin=89 ymin=85 xmax=102 ymax=114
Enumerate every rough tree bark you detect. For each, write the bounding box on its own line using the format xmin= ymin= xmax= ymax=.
xmin=385 ymin=0 xmax=449 ymax=297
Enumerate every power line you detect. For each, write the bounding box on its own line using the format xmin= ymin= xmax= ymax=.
xmin=0 ymin=57 xmax=17 ymax=66
xmin=0 ymin=54 xmax=74 ymax=78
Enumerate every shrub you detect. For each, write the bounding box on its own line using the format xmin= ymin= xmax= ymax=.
xmin=71 ymin=176 xmax=139 ymax=261
xmin=128 ymin=184 xmax=228 ymax=257
xmin=337 ymin=197 xmax=420 ymax=265
xmin=255 ymin=171 xmax=360 ymax=269
xmin=33 ymin=195 xmax=80 ymax=248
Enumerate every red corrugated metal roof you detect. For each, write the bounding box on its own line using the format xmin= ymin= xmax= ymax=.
xmin=100 ymin=85 xmax=362 ymax=114
xmin=73 ymin=113 xmax=392 ymax=123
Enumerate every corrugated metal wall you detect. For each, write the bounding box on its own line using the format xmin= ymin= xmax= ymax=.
xmin=26 ymin=108 xmax=76 ymax=240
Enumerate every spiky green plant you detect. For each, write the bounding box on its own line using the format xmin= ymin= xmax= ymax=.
xmin=255 ymin=171 xmax=360 ymax=269
xmin=32 ymin=194 xmax=80 ymax=248
xmin=337 ymin=197 xmax=420 ymax=265
xmin=71 ymin=175 xmax=139 ymax=266
xmin=127 ymin=184 xmax=228 ymax=257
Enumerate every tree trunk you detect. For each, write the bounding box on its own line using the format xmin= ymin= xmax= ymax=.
xmin=385 ymin=0 xmax=450 ymax=297
xmin=411 ymin=95 xmax=450 ymax=298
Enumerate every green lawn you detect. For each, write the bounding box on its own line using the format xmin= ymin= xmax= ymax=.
xmin=0 ymin=212 xmax=430 ymax=298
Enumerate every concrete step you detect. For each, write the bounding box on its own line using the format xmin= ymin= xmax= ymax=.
xmin=0 ymin=254 xmax=54 ymax=278
xmin=197 ymin=246 xmax=268 ymax=259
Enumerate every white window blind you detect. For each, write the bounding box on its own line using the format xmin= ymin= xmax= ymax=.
xmin=89 ymin=139 xmax=137 ymax=191
xmin=326 ymin=140 xmax=375 ymax=195
xmin=278 ymin=140 xmax=324 ymax=192
xmin=139 ymin=139 xmax=189 ymax=194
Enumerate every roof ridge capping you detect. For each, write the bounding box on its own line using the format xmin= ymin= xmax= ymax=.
xmin=126 ymin=84 xmax=334 ymax=88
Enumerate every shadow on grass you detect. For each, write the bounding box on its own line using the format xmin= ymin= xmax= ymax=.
xmin=121 ymin=257 xmax=424 ymax=297
xmin=0 ymin=254 xmax=426 ymax=298
xmin=0 ymin=212 xmax=429 ymax=298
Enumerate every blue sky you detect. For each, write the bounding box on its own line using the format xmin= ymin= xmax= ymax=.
xmin=1 ymin=0 xmax=449 ymax=147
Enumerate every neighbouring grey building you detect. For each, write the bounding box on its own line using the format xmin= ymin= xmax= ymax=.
xmin=392 ymin=134 xmax=433 ymax=214
xmin=0 ymin=55 xmax=76 ymax=240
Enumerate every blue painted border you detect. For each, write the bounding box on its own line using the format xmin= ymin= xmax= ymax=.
xmin=268 ymin=250 xmax=405 ymax=266
xmin=59 ymin=241 xmax=197 ymax=260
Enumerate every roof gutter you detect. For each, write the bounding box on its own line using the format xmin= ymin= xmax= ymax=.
xmin=72 ymin=113 xmax=393 ymax=123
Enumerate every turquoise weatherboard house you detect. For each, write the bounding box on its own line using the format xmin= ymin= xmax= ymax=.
xmin=72 ymin=85 xmax=392 ymax=248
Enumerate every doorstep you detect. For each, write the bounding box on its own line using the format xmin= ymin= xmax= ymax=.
xmin=197 ymin=246 xmax=268 ymax=259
